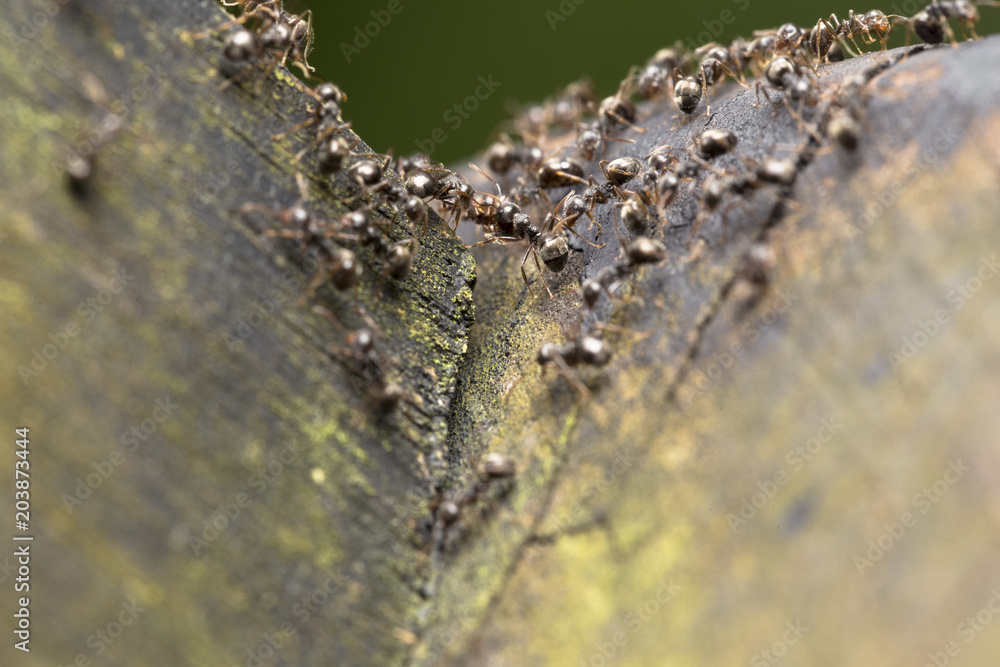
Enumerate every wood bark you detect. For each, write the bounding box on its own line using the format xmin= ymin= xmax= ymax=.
xmin=2 ymin=2 xmax=1000 ymax=665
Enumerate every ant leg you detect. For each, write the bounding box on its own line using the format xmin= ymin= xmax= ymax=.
xmin=841 ymin=36 xmax=863 ymax=58
xmin=720 ymin=61 xmax=752 ymax=89
xmin=687 ymin=211 xmax=709 ymax=247
xmin=312 ymin=304 xmax=346 ymax=331
xmin=264 ymin=229 xmax=307 ymax=239
xmin=612 ymin=202 xmax=628 ymax=246
xmin=607 ymin=110 xmax=647 ymax=134
xmin=551 ymin=354 xmax=590 ymax=398
xmin=527 ymin=246 xmax=556 ymax=299
xmin=273 ymin=114 xmax=317 ymax=142
xmin=297 ymin=11 xmax=316 ymax=74
xmin=519 ymin=246 xmax=537 ymax=298
xmin=591 ymin=321 xmax=653 ymax=341
xmin=563 ymin=223 xmax=605 ymax=249
xmin=942 ymin=20 xmax=960 ymax=47
xmin=468 ymin=162 xmax=502 ymax=196
xmin=779 ymin=98 xmax=824 ymax=144
xmin=700 ymin=70 xmax=713 ymax=119
xmin=241 ymin=202 xmax=286 ymax=218
xmin=294 ymin=121 xmax=354 ymax=163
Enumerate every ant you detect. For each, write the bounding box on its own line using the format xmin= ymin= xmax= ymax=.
xmin=313 ymin=306 xmax=411 ymax=414
xmin=243 ymin=173 xmax=364 ymax=296
xmin=247 ymin=172 xmax=325 ymax=246
xmin=632 ymin=45 xmax=689 ymax=102
xmin=537 ymin=334 xmax=613 ymax=397
xmin=427 ymin=453 xmax=518 ymax=555
xmin=738 ymin=243 xmax=778 ymax=287
xmin=571 ymin=79 xmax=645 ymax=159
xmin=464 ymin=164 xmax=571 ymax=298
xmin=60 ymin=75 xmax=123 ymax=197
xmin=673 ymin=75 xmax=703 ymax=117
xmin=694 ymin=128 xmax=739 ymax=160
xmin=830 ymin=10 xmax=893 ymax=52
xmin=536 ymin=156 xmax=587 ymax=190
xmin=550 ymin=78 xmax=599 ymax=130
xmin=752 ymin=56 xmax=825 ymax=141
xmin=744 ymin=30 xmax=780 ymax=71
xmin=486 ymin=134 xmax=544 ymax=178
xmin=334 ymin=206 xmax=416 ymax=284
xmin=575 ymin=120 xmax=637 ymax=161
xmin=799 ymin=17 xmax=841 ymax=61
xmin=694 ymin=43 xmax=752 ymax=116
xmin=189 ymin=1 xmax=314 ymax=91
xmin=893 ymin=1 xmax=985 ymax=45
xmin=272 ymin=82 xmax=350 ymax=156
xmin=597 ymin=79 xmax=645 ymax=134
xmin=613 ymin=191 xmax=658 ymax=239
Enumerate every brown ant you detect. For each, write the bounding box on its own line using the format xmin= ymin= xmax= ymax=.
xmin=189 ymin=1 xmax=314 ymax=91
xmin=550 ymin=78 xmax=599 ymax=130
xmin=673 ymin=75 xmax=703 ymax=117
xmin=537 ymin=334 xmax=613 ymax=396
xmin=694 ymin=43 xmax=753 ymax=116
xmin=463 ymin=164 xmax=571 ymax=298
xmin=613 ymin=191 xmax=657 ymax=239
xmin=536 ymin=156 xmax=587 ymax=189
xmin=830 ymin=10 xmax=893 ymax=52
xmin=272 ymin=82 xmax=350 ymax=158
xmin=243 ymin=174 xmax=365 ymax=296
xmin=694 ymin=128 xmax=739 ymax=160
xmin=333 ymin=206 xmax=416 ymax=285
xmin=739 ymin=243 xmax=778 ymax=287
xmin=745 ymin=30 xmax=780 ymax=71
xmin=486 ymin=134 xmax=543 ymax=178
xmin=799 ymin=17 xmax=841 ymax=61
xmin=247 ymin=172 xmax=324 ymax=245
xmin=687 ymin=154 xmax=798 ymax=244
xmin=575 ymin=121 xmax=637 ymax=161
xmin=893 ymin=1 xmax=985 ymax=45
xmin=428 ymin=453 xmax=518 ymax=555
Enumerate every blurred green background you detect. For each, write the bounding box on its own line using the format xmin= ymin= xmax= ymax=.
xmin=295 ymin=0 xmax=1000 ymax=164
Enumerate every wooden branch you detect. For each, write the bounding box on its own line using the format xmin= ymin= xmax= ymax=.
xmin=3 ymin=1 xmax=1000 ymax=666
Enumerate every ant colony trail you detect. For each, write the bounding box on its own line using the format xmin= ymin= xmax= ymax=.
xmin=165 ymin=2 xmax=1000 ymax=663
